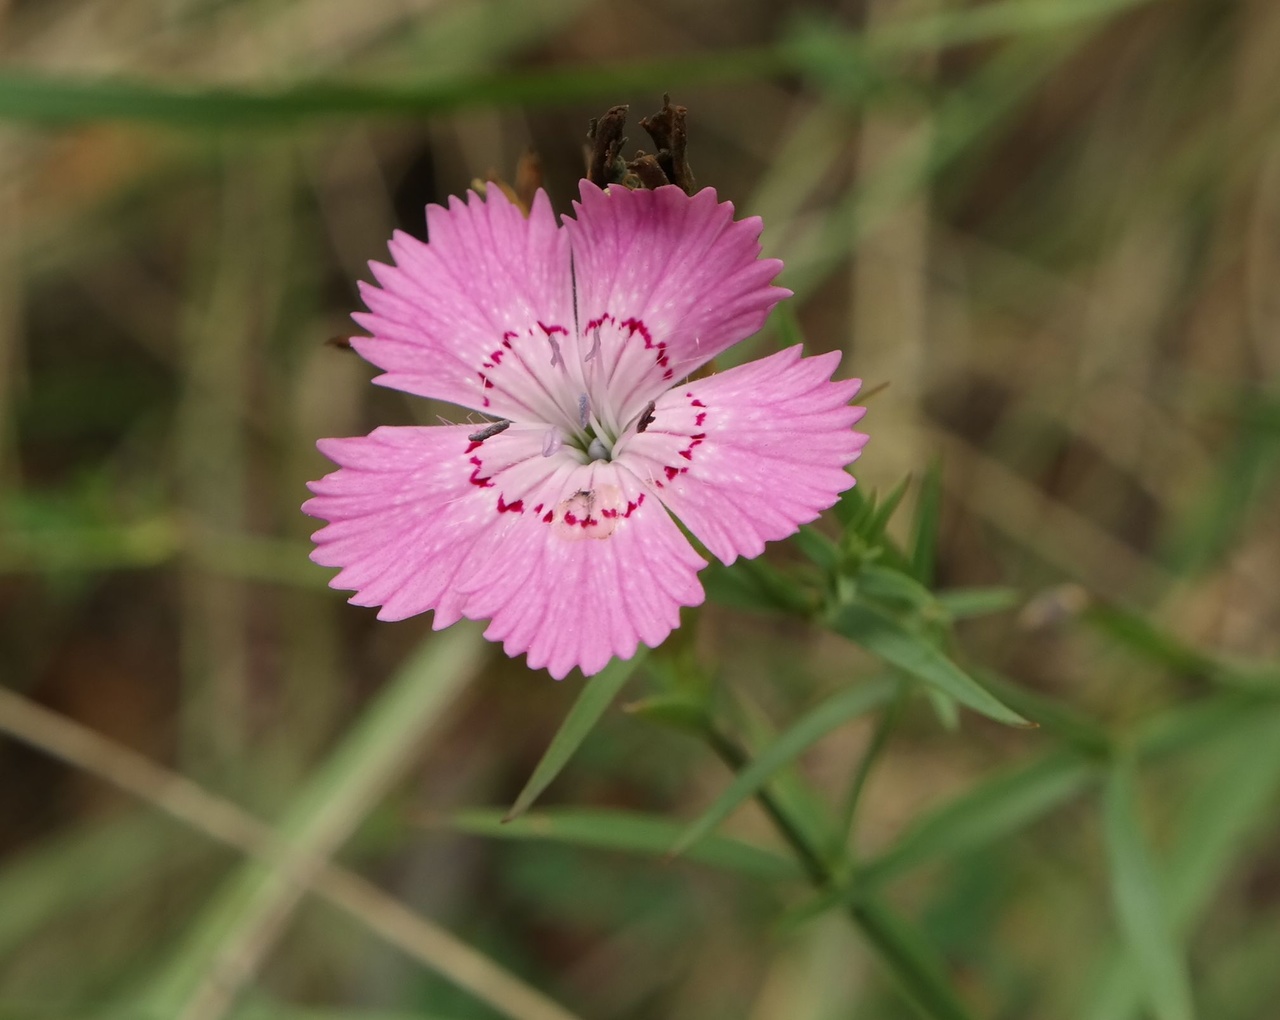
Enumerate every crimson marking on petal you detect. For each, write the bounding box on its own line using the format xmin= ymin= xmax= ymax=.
xmin=497 ymin=496 xmax=524 ymax=514
xmin=465 ymin=441 xmax=482 ymax=454
xmin=690 ymin=398 xmax=706 ymax=407
xmin=694 ymin=413 xmax=706 ymax=426
xmin=619 ymin=317 xmax=652 ymax=347
xmin=468 ymin=455 xmax=493 ymax=488
xmin=664 ymin=465 xmax=680 ymax=480
xmin=542 ymin=511 xmax=554 ymax=523
xmin=538 ymin=321 xmax=568 ymax=336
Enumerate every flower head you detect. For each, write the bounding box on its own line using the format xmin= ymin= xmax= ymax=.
xmin=304 ymin=182 xmax=867 ymax=678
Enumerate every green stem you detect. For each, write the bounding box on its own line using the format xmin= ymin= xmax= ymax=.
xmin=703 ymin=724 xmax=831 ymax=887
xmin=703 ymin=722 xmax=978 ymax=1020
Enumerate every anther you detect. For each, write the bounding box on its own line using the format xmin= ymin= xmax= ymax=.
xmin=636 ymin=401 xmax=656 ymax=434
xmin=548 ymin=335 xmax=564 ymax=369
xmin=468 ymin=419 xmax=512 ymax=442
xmin=577 ymin=394 xmax=590 ymax=429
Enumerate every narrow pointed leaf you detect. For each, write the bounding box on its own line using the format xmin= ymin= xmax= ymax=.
xmin=447 ymin=808 xmax=801 ymax=882
xmin=935 ymin=586 xmax=1021 ymax=619
xmin=504 ymin=654 xmax=643 ymax=822
xmin=909 ymin=459 xmax=943 ymax=583
xmin=861 ymin=749 xmax=1092 ymax=886
xmin=828 ymin=601 xmax=1029 ymax=726
xmin=1102 ymin=761 xmax=1196 ymax=1020
xmin=670 ymin=678 xmax=896 ymax=858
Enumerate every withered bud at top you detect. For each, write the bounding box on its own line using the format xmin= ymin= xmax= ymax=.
xmin=585 ymin=96 xmax=695 ymax=194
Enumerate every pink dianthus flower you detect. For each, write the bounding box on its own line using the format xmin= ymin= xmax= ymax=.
xmin=304 ymin=181 xmax=867 ymax=678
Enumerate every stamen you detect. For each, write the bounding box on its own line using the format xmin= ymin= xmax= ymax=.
xmin=577 ymin=393 xmax=590 ymax=429
xmin=584 ymin=327 xmax=602 ymax=362
xmin=548 ymin=335 xmax=564 ymax=369
xmin=636 ymin=401 xmax=656 ymax=434
xmin=468 ymin=419 xmax=511 ymax=442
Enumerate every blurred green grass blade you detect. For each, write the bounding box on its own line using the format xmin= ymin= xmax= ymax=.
xmin=849 ymin=895 xmax=978 ymax=1020
xmin=861 ymin=748 xmax=1092 ymax=887
xmin=909 ymin=460 xmax=943 ymax=584
xmin=235 ymin=1005 xmax=463 ymax=1020
xmin=0 ymin=54 xmax=777 ymax=127
xmin=873 ymin=0 xmax=1158 ymax=49
xmin=827 ymin=602 xmax=1029 ymax=726
xmin=0 ymin=0 xmax=1159 ymax=128
xmin=934 ymin=587 xmax=1021 ymax=620
xmin=1102 ymin=761 xmax=1197 ymax=1020
xmin=669 ymin=678 xmax=896 ymax=859
xmin=141 ymin=625 xmax=487 ymax=1017
xmin=1134 ymin=693 xmax=1273 ymax=761
xmin=1162 ymin=706 xmax=1280 ymax=923
xmin=0 ymin=813 xmax=207 ymax=959
xmin=1085 ymin=705 xmax=1280 ymax=1020
xmin=447 ymin=808 xmax=801 ymax=882
xmin=504 ymin=654 xmax=643 ymax=822
xmin=1163 ymin=387 xmax=1280 ymax=575
xmin=1087 ymin=603 xmax=1280 ymax=692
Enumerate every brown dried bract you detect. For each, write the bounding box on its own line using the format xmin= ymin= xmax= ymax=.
xmin=585 ymin=96 xmax=696 ymax=194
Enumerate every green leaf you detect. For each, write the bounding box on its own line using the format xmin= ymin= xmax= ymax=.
xmin=445 ymin=808 xmax=801 ymax=882
xmin=909 ymin=459 xmax=943 ymax=584
xmin=857 ymin=563 xmax=937 ymax=612
xmin=1087 ymin=604 xmax=1280 ymax=692
xmin=1084 ymin=706 xmax=1280 ymax=1020
xmin=622 ymin=694 xmax=709 ymax=734
xmin=504 ymin=654 xmax=643 ymax=821
xmin=701 ymin=556 xmax=813 ymax=615
xmin=861 ymin=749 xmax=1093 ymax=886
xmin=793 ymin=524 xmax=840 ymax=572
xmin=669 ymin=678 xmax=896 ymax=859
xmin=827 ymin=601 xmax=1029 ymax=726
xmin=1102 ymin=761 xmax=1197 ymax=1020
xmin=976 ymin=670 xmax=1112 ymax=755
xmin=865 ymin=477 xmax=911 ymax=544
xmin=934 ymin=586 xmax=1021 ymax=619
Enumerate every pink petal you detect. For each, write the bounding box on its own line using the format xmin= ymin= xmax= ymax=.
xmin=457 ymin=462 xmax=706 ymax=679
xmin=304 ymin=427 xmax=706 ymax=678
xmin=616 ymin=346 xmax=867 ymax=564
xmin=351 ymin=189 xmax=582 ymax=427
xmin=303 ymin=424 xmax=569 ymax=625
xmin=565 ymin=183 xmax=791 ymax=415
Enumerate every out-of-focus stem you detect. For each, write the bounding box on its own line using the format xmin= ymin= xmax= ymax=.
xmin=703 ymin=721 xmax=978 ymax=1020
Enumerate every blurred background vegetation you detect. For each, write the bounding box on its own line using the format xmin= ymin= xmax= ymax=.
xmin=1 ymin=0 xmax=1279 ymax=1018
